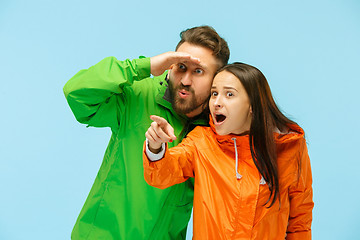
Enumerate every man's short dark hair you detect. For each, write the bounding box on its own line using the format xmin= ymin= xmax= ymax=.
xmin=176 ymin=25 xmax=230 ymax=68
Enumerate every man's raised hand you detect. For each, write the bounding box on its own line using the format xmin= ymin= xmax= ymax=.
xmin=150 ymin=52 xmax=200 ymax=76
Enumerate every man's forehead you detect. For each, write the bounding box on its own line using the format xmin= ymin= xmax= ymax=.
xmin=176 ymin=42 xmax=218 ymax=70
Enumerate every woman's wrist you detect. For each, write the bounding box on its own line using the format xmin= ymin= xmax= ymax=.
xmin=149 ymin=144 xmax=162 ymax=154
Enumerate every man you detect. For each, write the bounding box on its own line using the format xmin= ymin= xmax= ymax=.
xmin=64 ymin=26 xmax=229 ymax=240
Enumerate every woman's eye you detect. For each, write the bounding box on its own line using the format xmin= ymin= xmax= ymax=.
xmin=195 ymin=69 xmax=203 ymax=74
xmin=211 ymin=91 xmax=218 ymax=97
xmin=226 ymin=92 xmax=233 ymax=97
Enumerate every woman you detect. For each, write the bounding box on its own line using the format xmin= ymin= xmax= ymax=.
xmin=143 ymin=62 xmax=313 ymax=239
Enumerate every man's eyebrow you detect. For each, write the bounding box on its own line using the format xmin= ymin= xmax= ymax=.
xmin=195 ymin=62 xmax=207 ymax=69
xmin=183 ymin=61 xmax=208 ymax=70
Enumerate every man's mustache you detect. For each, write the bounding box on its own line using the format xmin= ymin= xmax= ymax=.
xmin=176 ymin=83 xmax=194 ymax=93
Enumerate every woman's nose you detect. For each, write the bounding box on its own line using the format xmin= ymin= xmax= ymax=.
xmin=213 ymin=96 xmax=222 ymax=108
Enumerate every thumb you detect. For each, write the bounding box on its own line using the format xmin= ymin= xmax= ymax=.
xmin=165 ymin=124 xmax=177 ymax=141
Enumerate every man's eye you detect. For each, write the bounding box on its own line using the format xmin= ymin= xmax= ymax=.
xmin=226 ymin=92 xmax=233 ymax=97
xmin=178 ymin=64 xmax=186 ymax=70
xmin=195 ymin=69 xmax=203 ymax=74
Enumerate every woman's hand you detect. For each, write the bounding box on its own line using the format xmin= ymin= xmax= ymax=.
xmin=145 ymin=115 xmax=177 ymax=153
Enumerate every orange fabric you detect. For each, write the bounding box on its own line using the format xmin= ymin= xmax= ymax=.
xmin=143 ymin=119 xmax=313 ymax=240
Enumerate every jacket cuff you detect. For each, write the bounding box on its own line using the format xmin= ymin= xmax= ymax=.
xmin=145 ymin=139 xmax=166 ymax=161
xmin=134 ymin=56 xmax=151 ymax=80
xmin=286 ymin=231 xmax=311 ymax=240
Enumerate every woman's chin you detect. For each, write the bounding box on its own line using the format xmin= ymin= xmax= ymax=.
xmin=215 ymin=128 xmax=228 ymax=136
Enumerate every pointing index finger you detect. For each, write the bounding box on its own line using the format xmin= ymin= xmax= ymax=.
xmin=150 ymin=115 xmax=167 ymax=125
xmin=150 ymin=115 xmax=177 ymax=141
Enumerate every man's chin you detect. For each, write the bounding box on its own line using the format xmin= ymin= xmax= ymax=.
xmin=172 ymin=99 xmax=205 ymax=117
xmin=172 ymin=100 xmax=196 ymax=115
xmin=173 ymin=105 xmax=192 ymax=115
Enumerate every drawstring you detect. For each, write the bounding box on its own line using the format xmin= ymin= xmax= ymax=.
xmin=231 ymin=138 xmax=267 ymax=184
xmin=260 ymin=176 xmax=266 ymax=185
xmin=232 ymin=138 xmax=242 ymax=180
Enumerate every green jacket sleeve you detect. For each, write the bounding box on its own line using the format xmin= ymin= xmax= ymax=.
xmin=63 ymin=56 xmax=151 ymax=132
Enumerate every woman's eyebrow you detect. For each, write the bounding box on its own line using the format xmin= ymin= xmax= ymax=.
xmin=223 ymin=86 xmax=239 ymax=92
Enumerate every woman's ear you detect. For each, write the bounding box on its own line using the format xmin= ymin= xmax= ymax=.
xmin=249 ymin=106 xmax=252 ymax=114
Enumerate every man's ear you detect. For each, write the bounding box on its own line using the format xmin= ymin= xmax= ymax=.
xmin=249 ymin=106 xmax=252 ymax=114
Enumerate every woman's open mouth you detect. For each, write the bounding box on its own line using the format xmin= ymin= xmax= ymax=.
xmin=214 ymin=113 xmax=226 ymax=126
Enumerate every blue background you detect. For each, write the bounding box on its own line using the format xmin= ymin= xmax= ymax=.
xmin=1 ymin=0 xmax=359 ymax=239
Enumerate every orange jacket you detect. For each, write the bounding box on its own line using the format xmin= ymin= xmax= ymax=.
xmin=143 ymin=119 xmax=313 ymax=240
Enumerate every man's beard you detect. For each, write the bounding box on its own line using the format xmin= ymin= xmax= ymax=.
xmin=168 ymin=80 xmax=205 ymax=116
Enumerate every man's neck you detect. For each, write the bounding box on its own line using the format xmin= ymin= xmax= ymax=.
xmin=185 ymin=108 xmax=203 ymax=118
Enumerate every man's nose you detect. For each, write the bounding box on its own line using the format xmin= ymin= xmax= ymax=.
xmin=180 ymin=72 xmax=192 ymax=86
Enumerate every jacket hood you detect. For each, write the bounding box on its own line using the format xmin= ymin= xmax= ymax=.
xmin=274 ymin=123 xmax=305 ymax=144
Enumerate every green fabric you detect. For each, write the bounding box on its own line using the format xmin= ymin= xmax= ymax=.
xmin=64 ymin=56 xmax=207 ymax=240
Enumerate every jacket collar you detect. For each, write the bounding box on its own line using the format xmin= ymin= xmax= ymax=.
xmin=209 ymin=114 xmax=250 ymax=147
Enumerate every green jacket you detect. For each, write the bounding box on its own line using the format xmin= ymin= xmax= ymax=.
xmin=64 ymin=56 xmax=207 ymax=240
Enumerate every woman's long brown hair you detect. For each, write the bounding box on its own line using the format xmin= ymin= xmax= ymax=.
xmin=217 ymin=62 xmax=297 ymax=207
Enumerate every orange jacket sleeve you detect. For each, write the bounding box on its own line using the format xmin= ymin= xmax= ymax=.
xmin=143 ymin=133 xmax=197 ymax=189
xmin=286 ymin=138 xmax=314 ymax=240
